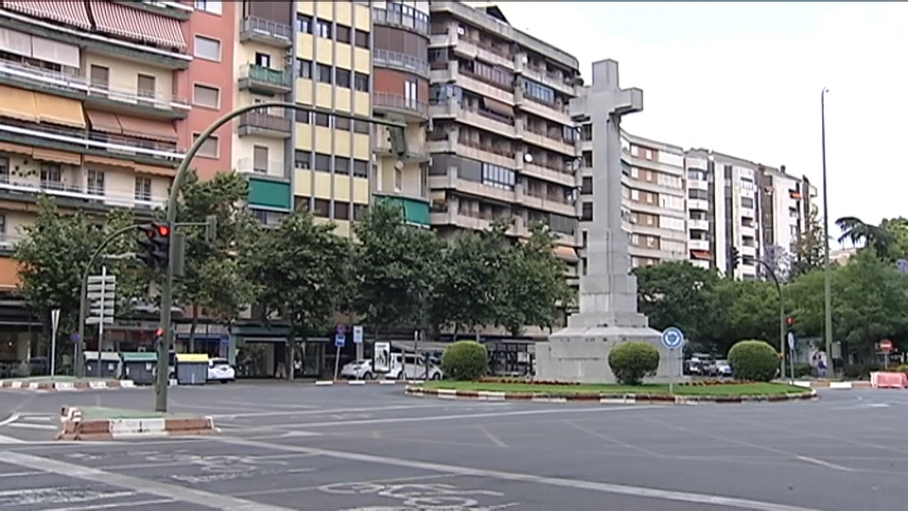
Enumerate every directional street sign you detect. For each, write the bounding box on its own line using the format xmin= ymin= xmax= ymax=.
xmin=661 ymin=327 xmax=685 ymax=350
xmin=353 ymin=325 xmax=363 ymax=344
xmin=335 ymin=333 xmax=346 ymax=348
xmin=86 ymin=272 xmax=116 ymax=326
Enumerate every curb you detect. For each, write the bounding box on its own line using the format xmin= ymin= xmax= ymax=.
xmin=56 ymin=406 xmax=218 ymax=441
xmin=792 ymin=381 xmax=873 ymax=389
xmin=404 ymin=386 xmax=818 ymax=405
xmin=0 ymin=380 xmax=135 ymax=392
xmin=314 ymin=379 xmax=425 ymax=386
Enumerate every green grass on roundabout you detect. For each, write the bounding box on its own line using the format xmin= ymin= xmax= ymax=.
xmin=419 ymin=380 xmax=810 ymax=397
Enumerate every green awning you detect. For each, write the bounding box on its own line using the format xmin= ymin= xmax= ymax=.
xmin=248 ymin=177 xmax=291 ymax=210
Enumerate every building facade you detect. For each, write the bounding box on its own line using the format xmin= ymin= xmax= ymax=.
xmin=425 ymin=1 xmax=582 ymax=280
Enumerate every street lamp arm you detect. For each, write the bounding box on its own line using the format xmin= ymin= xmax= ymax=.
xmin=75 ymin=223 xmax=144 ymax=377
xmin=753 ymin=258 xmax=787 ymax=379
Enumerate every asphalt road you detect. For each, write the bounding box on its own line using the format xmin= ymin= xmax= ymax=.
xmin=1 ymin=383 xmax=907 ymax=511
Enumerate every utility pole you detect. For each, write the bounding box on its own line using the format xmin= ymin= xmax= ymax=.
xmin=821 ymin=87 xmax=834 ymax=376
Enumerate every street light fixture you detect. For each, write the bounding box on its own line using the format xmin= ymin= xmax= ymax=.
xmin=821 ymin=87 xmax=834 ymax=376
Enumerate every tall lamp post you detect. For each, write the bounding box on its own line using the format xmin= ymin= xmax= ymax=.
xmin=821 ymin=88 xmax=834 ymax=376
xmin=755 ymin=260 xmax=786 ymax=379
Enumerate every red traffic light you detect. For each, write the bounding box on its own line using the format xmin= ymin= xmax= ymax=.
xmin=154 ymin=328 xmax=164 ymax=337
xmin=156 ymin=225 xmax=170 ymax=237
xmin=786 ymin=317 xmax=796 ymax=326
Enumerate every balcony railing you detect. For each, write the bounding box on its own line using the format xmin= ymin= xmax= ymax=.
xmin=372 ymin=6 xmax=430 ymax=36
xmin=373 ymin=92 xmax=428 ymax=117
xmin=239 ymin=64 xmax=292 ymax=89
xmin=372 ymin=49 xmax=429 ymax=77
xmin=0 ymin=58 xmax=189 ymax=110
xmin=240 ymin=16 xmax=293 ymax=45
xmin=236 ymin=157 xmax=285 ymax=176
xmin=238 ymin=112 xmax=292 ymax=135
xmin=0 ymin=173 xmax=163 ymax=209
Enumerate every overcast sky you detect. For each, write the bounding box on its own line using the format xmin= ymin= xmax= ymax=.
xmin=496 ymin=2 xmax=906 ymax=241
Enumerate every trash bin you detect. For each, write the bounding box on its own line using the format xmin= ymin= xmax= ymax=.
xmin=84 ymin=351 xmax=120 ymax=378
xmin=175 ymin=353 xmax=209 ymax=385
xmin=120 ymin=352 xmax=157 ymax=385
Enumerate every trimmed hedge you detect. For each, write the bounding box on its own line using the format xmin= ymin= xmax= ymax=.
xmin=608 ymin=342 xmax=660 ymax=385
xmin=442 ymin=341 xmax=488 ymax=381
xmin=728 ymin=340 xmax=778 ymax=382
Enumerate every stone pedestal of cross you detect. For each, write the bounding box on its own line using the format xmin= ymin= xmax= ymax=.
xmin=535 ymin=59 xmax=684 ymax=384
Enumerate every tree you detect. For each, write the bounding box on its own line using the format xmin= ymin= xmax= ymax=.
xmin=836 ymin=216 xmax=892 ymax=259
xmin=633 ymin=261 xmax=720 ymax=344
xmin=790 ymin=207 xmax=826 ymax=278
xmin=711 ymin=278 xmax=781 ymax=355
xmin=244 ymin=209 xmax=351 ymax=379
xmin=174 ymin=170 xmax=257 ymax=350
xmin=761 ymin=244 xmax=790 ymax=282
xmin=495 ymin=222 xmax=573 ymax=336
xmin=352 ymin=200 xmax=442 ymax=340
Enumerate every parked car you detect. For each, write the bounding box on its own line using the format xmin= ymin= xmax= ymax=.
xmin=207 ymin=358 xmax=235 ymax=383
xmin=340 ymin=359 xmax=374 ymax=380
xmin=715 ymin=359 xmax=733 ymax=377
xmin=387 ymin=354 xmax=444 ymax=380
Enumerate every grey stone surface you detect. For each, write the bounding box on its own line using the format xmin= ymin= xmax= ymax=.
xmin=538 ymin=59 xmax=680 ymax=383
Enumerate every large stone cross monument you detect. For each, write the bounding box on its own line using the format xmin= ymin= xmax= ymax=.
xmin=535 ymin=59 xmax=681 ymax=383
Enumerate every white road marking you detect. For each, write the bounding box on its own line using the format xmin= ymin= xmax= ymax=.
xmin=213 ymin=403 xmax=469 ymax=420
xmin=563 ymin=420 xmax=666 ymax=459
xmin=8 ymin=422 xmax=58 ymax=430
xmin=40 ymin=498 xmax=174 ymax=511
xmin=0 ymin=471 xmax=41 ymax=478
xmin=795 ymin=455 xmax=855 ymax=472
xmin=218 ymin=437 xmax=824 ymax=511
xmin=0 ymin=433 xmax=24 ymax=444
xmin=0 ymin=413 xmax=20 ymax=427
xmin=2 ymin=451 xmax=298 ymax=511
xmin=477 ymin=425 xmax=508 ymax=448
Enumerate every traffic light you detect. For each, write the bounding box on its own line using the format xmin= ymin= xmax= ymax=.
xmin=730 ymin=246 xmax=740 ymax=269
xmin=786 ymin=316 xmax=797 ymax=327
xmin=388 ymin=126 xmax=408 ymax=160
xmin=137 ymin=222 xmax=171 ymax=270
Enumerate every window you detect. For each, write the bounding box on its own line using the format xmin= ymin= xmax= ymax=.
xmin=353 ymin=120 xmax=370 ymax=135
xmin=581 ymin=176 xmax=592 ymax=195
xmin=313 ymin=199 xmax=330 ymax=217
xmin=481 ymin=163 xmax=515 ymax=190
xmin=87 ymin=170 xmax=105 ymax=195
xmin=90 ymin=65 xmax=109 ymax=90
xmin=335 ymin=116 xmax=350 ymax=131
xmin=404 ymin=78 xmax=417 ymax=108
xmin=336 ymin=24 xmax=351 ymax=44
xmin=296 ymin=14 xmax=312 ymax=33
xmin=296 ymin=58 xmax=312 ymax=79
xmin=353 ymin=203 xmax=368 ymax=220
xmin=253 ymin=146 xmax=269 ymax=173
xmin=194 ymin=36 xmax=221 ymax=61
xmin=40 ymin=163 xmax=61 ymax=188
xmin=394 ymin=167 xmax=402 ymax=191
xmin=521 ymin=78 xmax=555 ymax=104
xmin=255 ymin=52 xmax=271 ymax=68
xmin=630 ymin=189 xmax=640 ymax=201
xmin=335 ymin=157 xmax=350 ymax=174
xmin=315 ymin=20 xmax=332 ymax=38
xmin=314 ymin=153 xmax=331 ymax=172
xmin=741 ymin=196 xmax=754 ymax=209
xmin=295 ymin=109 xmax=310 ymax=124
xmin=353 ymin=159 xmax=368 ymax=178
xmin=0 ymin=157 xmax=8 ymax=183
xmin=354 ymin=72 xmax=369 ymax=92
xmin=193 ymin=84 xmax=219 ymax=108
xmin=137 ymin=74 xmax=155 ymax=105
xmin=335 ymin=68 xmax=351 ymax=89
xmin=294 ymin=150 xmax=310 ymax=169
xmin=316 ymin=64 xmax=332 ymax=84
xmin=354 ymin=30 xmax=369 ymax=49
xmin=335 ymin=201 xmax=350 ymax=220
xmin=581 ymin=202 xmax=592 ymax=221
xmin=314 ymin=113 xmax=330 ymax=127
xmin=193 ymin=133 xmax=219 ymax=158
xmin=194 ymin=0 xmax=221 ymax=14
xmin=135 ymin=176 xmax=152 ymax=201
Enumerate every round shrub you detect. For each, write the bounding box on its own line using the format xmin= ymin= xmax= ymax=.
xmin=608 ymin=342 xmax=660 ymax=385
xmin=441 ymin=341 xmax=488 ymax=381
xmin=728 ymin=340 xmax=779 ymax=382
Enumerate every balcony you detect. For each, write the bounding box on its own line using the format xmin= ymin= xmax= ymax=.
xmin=520 ymin=191 xmax=576 ymax=217
xmin=430 ymin=206 xmax=523 ymax=236
xmin=240 ymin=16 xmax=293 ymax=48
xmin=689 ymin=239 xmax=710 ymax=251
xmin=521 ymin=128 xmax=575 ymax=156
xmin=428 ymin=171 xmax=517 ymax=205
xmin=373 ymin=92 xmax=428 ymax=121
xmin=514 ymin=58 xmax=576 ymax=97
xmin=688 ymin=199 xmax=709 ymax=212
xmin=431 ymin=29 xmax=513 ymax=71
xmin=453 ymin=137 xmax=516 ymax=170
xmin=372 ymin=5 xmax=430 ymax=36
xmin=0 ymin=59 xmax=189 ymax=120
xmin=689 ymin=219 xmax=709 ymax=231
xmin=237 ymin=112 xmax=292 ymax=139
xmin=0 ymin=172 xmax=164 ymax=211
xmin=236 ymin=157 xmax=286 ymax=178
xmin=238 ymin=65 xmax=292 ymax=95
xmin=522 ymin=160 xmax=576 ymax=188
xmin=374 ymin=132 xmax=429 ymax=162
xmin=456 ymin=107 xmax=516 ymax=140
xmin=514 ymin=89 xmax=572 ymax=126
xmin=373 ymin=49 xmax=429 ymax=78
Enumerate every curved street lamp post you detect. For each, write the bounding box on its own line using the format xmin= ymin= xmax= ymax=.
xmin=753 ymin=259 xmax=787 ymax=380
xmin=154 ymin=102 xmax=406 ymax=412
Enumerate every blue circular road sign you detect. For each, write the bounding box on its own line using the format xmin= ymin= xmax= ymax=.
xmin=661 ymin=327 xmax=685 ymax=350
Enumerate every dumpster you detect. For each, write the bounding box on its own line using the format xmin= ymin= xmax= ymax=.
xmin=175 ymin=353 xmax=209 ymax=385
xmin=84 ymin=351 xmax=120 ymax=378
xmin=121 ymin=352 xmax=157 ymax=385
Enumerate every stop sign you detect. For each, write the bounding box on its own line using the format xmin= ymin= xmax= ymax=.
xmin=880 ymin=339 xmax=893 ymax=353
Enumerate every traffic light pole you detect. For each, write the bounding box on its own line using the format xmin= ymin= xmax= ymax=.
xmin=754 ymin=260 xmax=786 ymax=380
xmin=155 ymin=102 xmax=407 ymax=412
xmin=75 ymin=224 xmax=147 ymax=378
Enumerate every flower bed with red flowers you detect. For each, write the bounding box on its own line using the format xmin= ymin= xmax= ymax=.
xmin=679 ymin=379 xmax=757 ymax=387
xmin=477 ymin=377 xmax=581 ymax=386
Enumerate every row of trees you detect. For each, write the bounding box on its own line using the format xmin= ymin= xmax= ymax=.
xmin=14 ymin=171 xmax=573 ymax=366
xmin=635 ymin=213 xmax=908 ymax=360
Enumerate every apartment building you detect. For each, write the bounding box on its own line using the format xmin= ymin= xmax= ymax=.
xmin=370 ymin=0 xmax=432 ymax=227
xmin=759 ymin=165 xmax=816 ymax=278
xmin=425 ymin=1 xmax=582 ymax=277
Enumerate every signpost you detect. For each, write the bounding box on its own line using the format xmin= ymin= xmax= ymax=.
xmin=880 ymin=339 xmax=893 ymax=369
xmin=661 ymin=327 xmax=686 ymax=394
xmin=332 ymin=324 xmax=346 ymax=380
xmin=86 ymin=267 xmax=115 ymax=377
xmin=49 ymin=309 xmax=60 ymax=379
xmin=787 ymin=331 xmax=797 ymax=383
xmin=374 ymin=341 xmax=391 ymax=373
xmin=353 ymin=325 xmax=364 ymax=362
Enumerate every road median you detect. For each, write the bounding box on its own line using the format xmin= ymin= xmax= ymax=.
xmin=57 ymin=406 xmax=217 ymax=441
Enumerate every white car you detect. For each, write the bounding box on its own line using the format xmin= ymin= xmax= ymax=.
xmin=386 ymin=354 xmax=444 ymax=381
xmin=207 ymin=358 xmax=235 ymax=383
xmin=340 ymin=360 xmax=375 ymax=380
